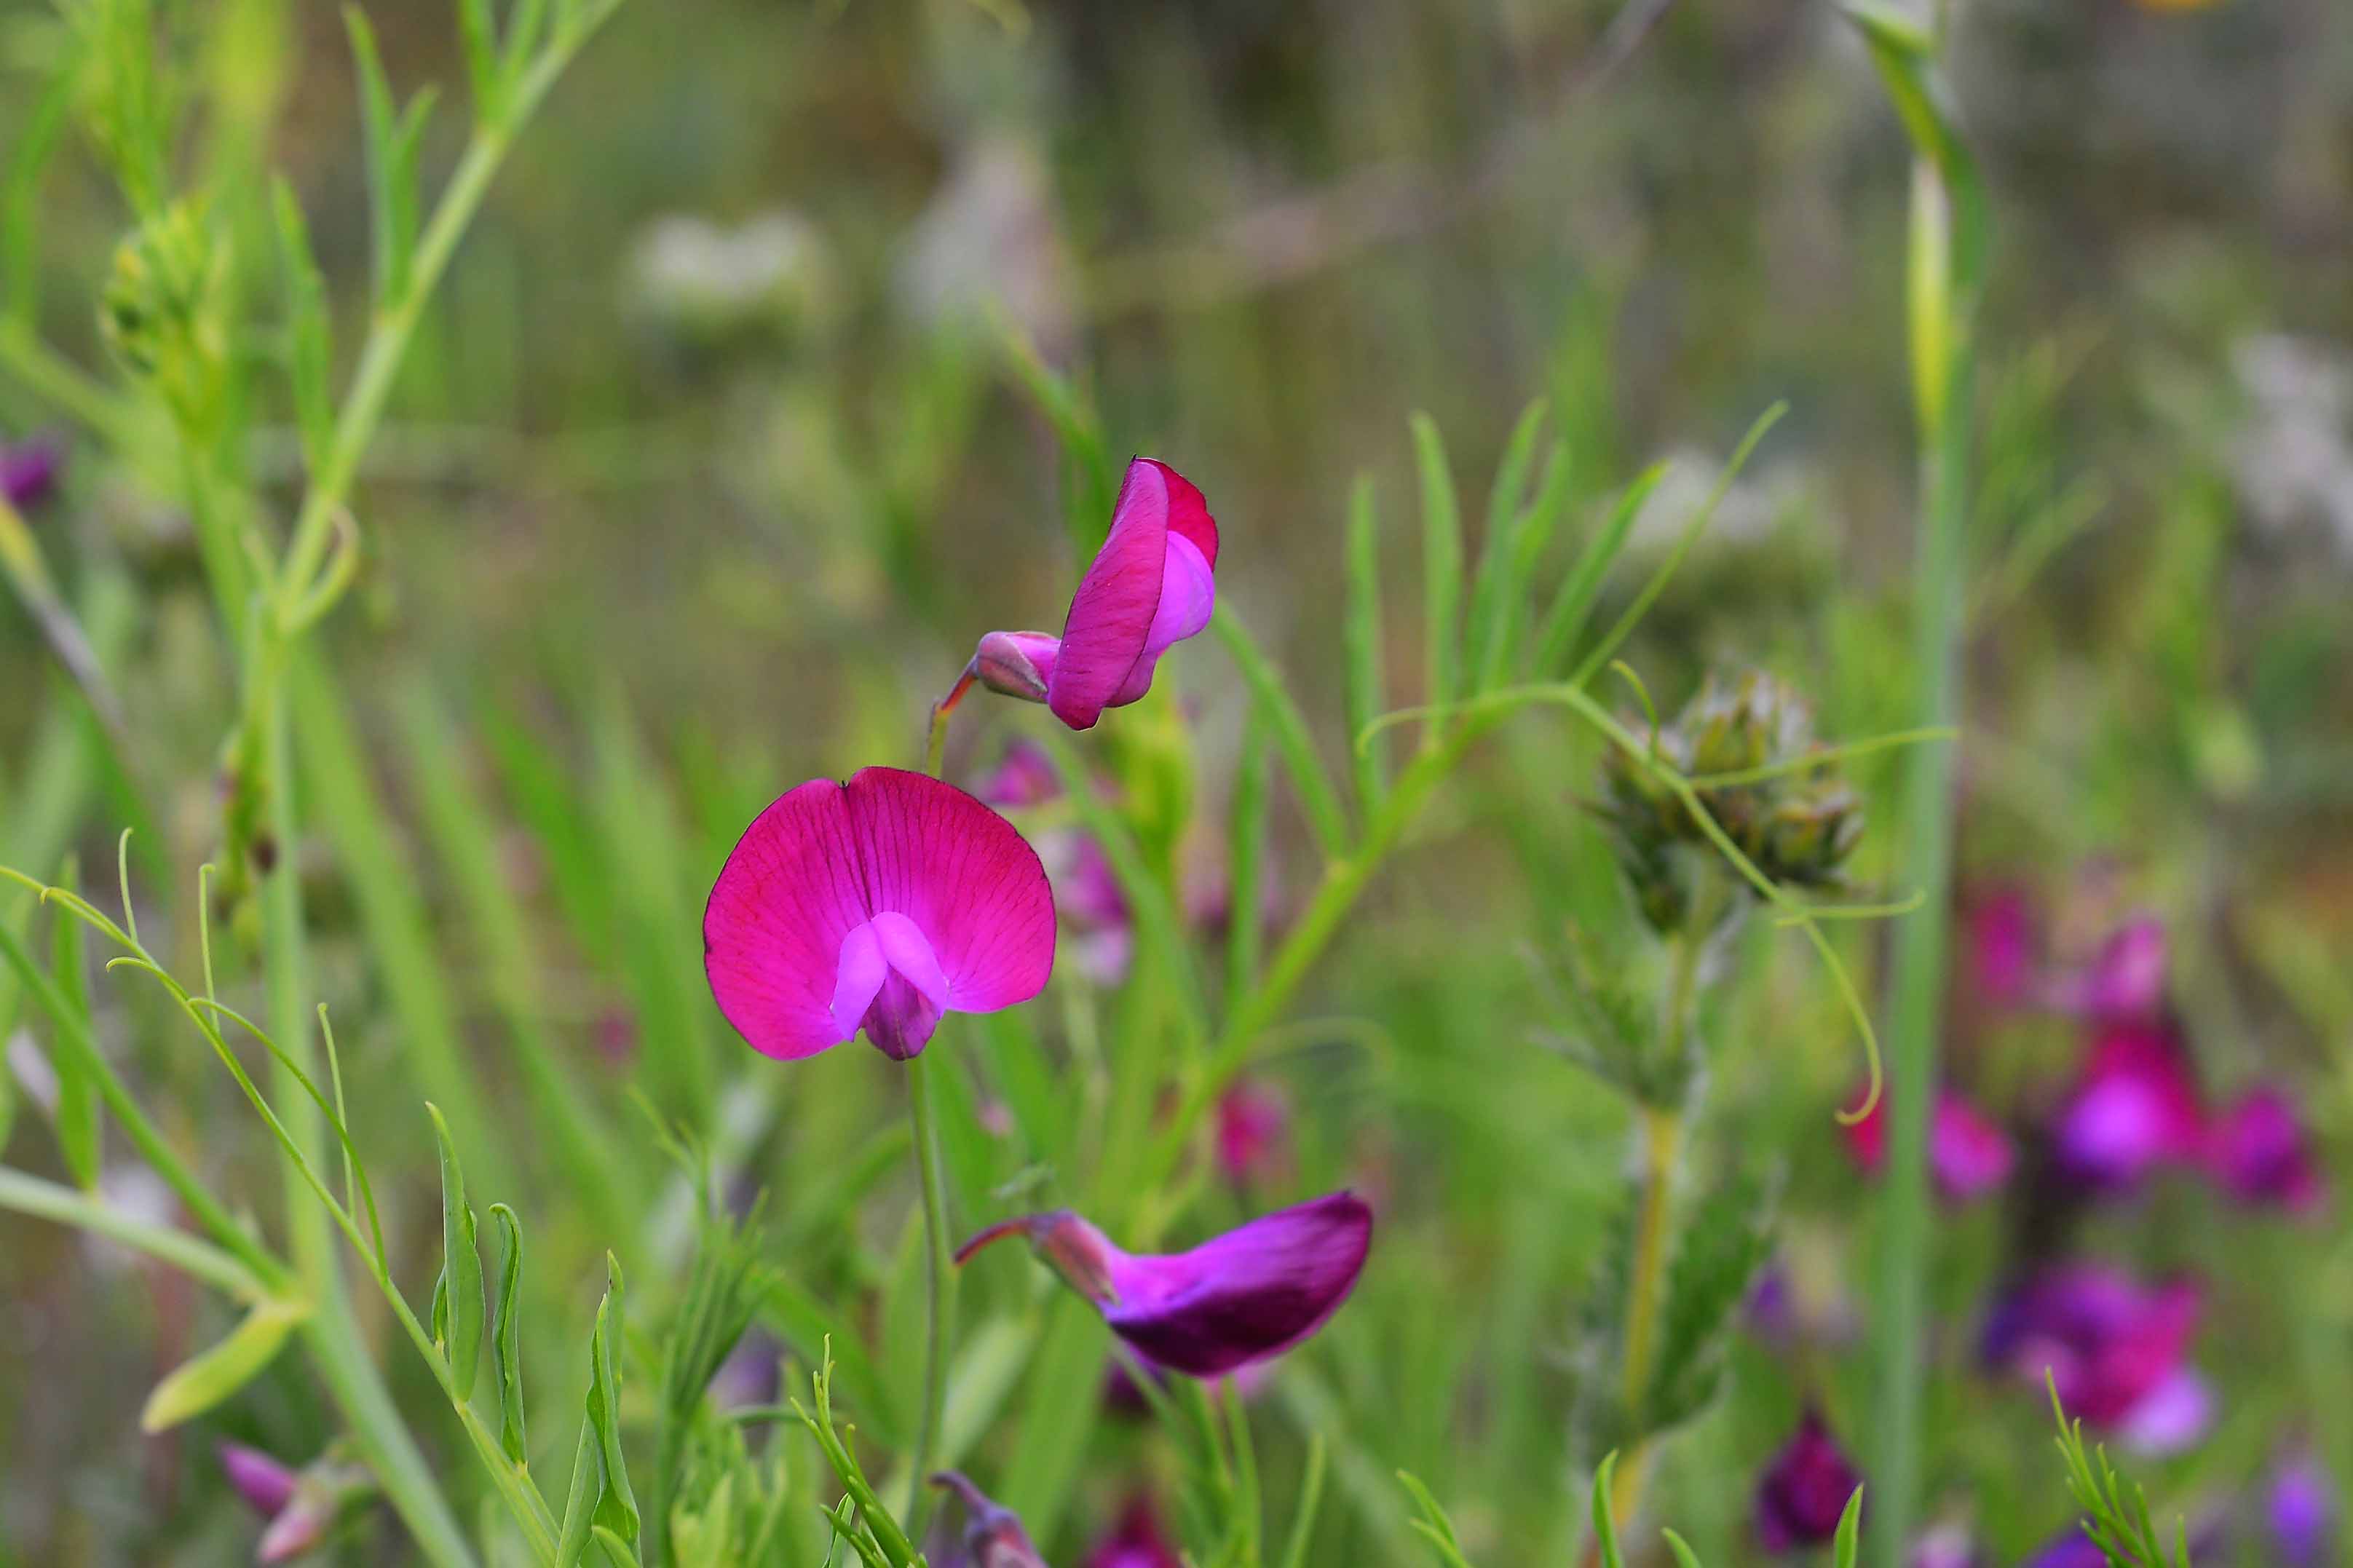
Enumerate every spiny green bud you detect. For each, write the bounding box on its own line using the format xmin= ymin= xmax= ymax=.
xmin=1598 ymin=670 xmax=1864 ymax=933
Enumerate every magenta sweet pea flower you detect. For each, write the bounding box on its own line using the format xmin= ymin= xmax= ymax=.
xmin=1 ymin=435 xmax=60 ymax=510
xmin=1752 ymin=1407 xmax=1863 ymax=1552
xmin=217 ymin=1444 xmax=368 ymax=1564
xmin=1980 ymin=1267 xmax=2208 ymax=1449
xmin=960 ymin=458 xmax=1220 ymax=730
xmin=1085 ymin=1498 xmax=1185 ymax=1568
xmin=1843 ymin=1085 xmax=2015 ymax=1201
xmin=2207 ymin=1086 xmax=2327 ymax=1214
xmin=2049 ymin=1021 xmax=2206 ymax=1193
xmin=957 ymin=1191 xmax=1372 ymax=1378
xmin=704 ymin=767 xmax=1056 ymax=1061
xmin=930 ymin=1472 xmax=1048 ymax=1568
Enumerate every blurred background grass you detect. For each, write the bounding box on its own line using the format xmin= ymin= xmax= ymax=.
xmin=4 ymin=0 xmax=2353 ymax=1563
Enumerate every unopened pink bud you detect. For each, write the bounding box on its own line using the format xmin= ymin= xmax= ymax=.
xmin=972 ymin=630 xmax=1060 ymax=703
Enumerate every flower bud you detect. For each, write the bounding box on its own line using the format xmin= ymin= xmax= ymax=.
xmin=971 ymin=630 xmax=1060 ymax=704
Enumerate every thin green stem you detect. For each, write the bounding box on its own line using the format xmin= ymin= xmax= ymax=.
xmin=1870 ymin=189 xmax=1975 ymax=1568
xmin=904 ymin=1053 xmax=955 ymax=1535
xmin=0 ymin=1164 xmax=271 ymax=1302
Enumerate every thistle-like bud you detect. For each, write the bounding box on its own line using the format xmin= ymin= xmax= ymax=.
xmin=1599 ymin=670 xmax=1864 ymax=933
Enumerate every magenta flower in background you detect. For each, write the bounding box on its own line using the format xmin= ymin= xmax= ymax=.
xmin=2 ymin=436 xmax=60 ymax=510
xmin=219 ymin=1443 xmax=298 ymax=1520
xmin=217 ymin=1444 xmax=365 ymax=1564
xmin=1085 ymin=1498 xmax=1185 ymax=1568
xmin=1843 ymin=1085 xmax=2015 ymax=1201
xmin=1980 ymin=1267 xmax=2209 ymax=1451
xmin=2207 ymin=1086 xmax=2327 ymax=1214
xmin=1752 ymin=1407 xmax=1863 ymax=1552
xmin=930 ymin=1471 xmax=1048 ymax=1568
xmin=2269 ymin=1455 xmax=2333 ymax=1566
xmin=1907 ymin=1524 xmax=1982 ymax=1568
xmin=1965 ymin=884 xmax=2040 ymax=1007
xmin=963 ymin=457 xmax=1221 ymax=730
xmin=976 ymin=737 xmax=1062 ymax=809
xmin=2020 ymin=1529 xmax=2106 ymax=1568
xmin=1215 ymin=1080 xmax=1290 ymax=1186
xmin=2049 ymin=1021 xmax=2206 ymax=1193
xmin=2049 ymin=916 xmax=2167 ymax=1023
xmin=957 ymin=1191 xmax=1372 ymax=1377
xmin=704 ymin=767 xmax=1056 ymax=1061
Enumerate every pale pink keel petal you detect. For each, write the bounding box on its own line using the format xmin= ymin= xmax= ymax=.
xmin=1108 ymin=531 xmax=1217 ymax=706
xmin=844 ymin=767 xmax=1056 ymax=1014
xmin=705 ymin=779 xmax=878 ymax=1059
xmin=1049 ymin=459 xmax=1173 ymax=729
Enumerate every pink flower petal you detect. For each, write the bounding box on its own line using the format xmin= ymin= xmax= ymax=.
xmin=1047 ymin=459 xmax=1219 ymax=729
xmin=706 ymin=769 xmax=1054 ymax=1061
xmin=706 ymin=778 xmax=882 ymax=1059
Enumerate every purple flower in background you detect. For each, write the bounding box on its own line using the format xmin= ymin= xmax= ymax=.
xmin=1966 ymin=884 xmax=2040 ymax=1007
xmin=1908 ymin=1523 xmax=1981 ymax=1568
xmin=1 ymin=435 xmax=60 ymax=510
xmin=976 ymin=738 xmax=1062 ymax=809
xmin=219 ymin=1443 xmax=298 ymax=1519
xmin=1215 ymin=1080 xmax=1290 ymax=1186
xmin=930 ymin=1472 xmax=1048 ymax=1568
xmin=1753 ymin=1407 xmax=1863 ymax=1552
xmin=217 ymin=1444 xmax=367 ymax=1564
xmin=957 ymin=1192 xmax=1372 ymax=1377
xmin=704 ymin=767 xmax=1056 ymax=1061
xmin=2207 ymin=1087 xmax=2327 ymax=1214
xmin=960 ymin=458 xmax=1221 ymax=729
xmin=2269 ymin=1455 xmax=2333 ymax=1566
xmin=1981 ymin=1267 xmax=2208 ymax=1449
xmin=1085 ymin=1497 xmax=1185 ymax=1568
xmin=2049 ymin=1021 xmax=2205 ymax=1193
xmin=1843 ymin=1085 xmax=2015 ymax=1201
xmin=2050 ymin=917 xmax=2167 ymax=1023
xmin=2020 ymin=1529 xmax=2107 ymax=1568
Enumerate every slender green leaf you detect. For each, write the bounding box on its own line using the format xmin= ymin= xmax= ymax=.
xmin=427 ymin=1104 xmax=486 ymax=1401
xmin=1591 ymin=1452 xmax=1626 ymax=1568
xmin=456 ymin=0 xmax=504 ymax=121
xmin=271 ymin=180 xmax=335 ymax=477
xmin=490 ymin=1203 xmax=528 ymax=1463
xmin=1342 ymin=475 xmax=1387 ymax=812
xmin=1660 ymin=1529 xmax=1704 ymax=1568
xmin=1225 ymin=714 xmax=1270 ymax=1023
xmin=1463 ymin=399 xmax=1546 ymax=694
xmin=1209 ymin=606 xmax=1350 ymax=863
xmin=1832 ymin=1486 xmax=1864 ymax=1568
xmin=1411 ymin=413 xmax=1463 ymax=729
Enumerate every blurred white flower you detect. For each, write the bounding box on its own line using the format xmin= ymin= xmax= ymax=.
xmin=2231 ymin=333 xmax=2353 ymax=562
xmin=895 ymin=134 xmax=1075 ymax=358
xmin=626 ymin=209 xmax=837 ymax=345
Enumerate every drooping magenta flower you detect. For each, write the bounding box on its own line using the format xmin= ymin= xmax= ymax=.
xmin=2049 ymin=1021 xmax=2206 ymax=1193
xmin=1980 ymin=1267 xmax=2209 ymax=1449
xmin=1843 ymin=1085 xmax=2015 ymax=1201
xmin=1085 ymin=1497 xmax=1185 ymax=1568
xmin=1 ymin=435 xmax=60 ymax=510
xmin=957 ymin=1191 xmax=1372 ymax=1377
xmin=960 ymin=457 xmax=1220 ymax=731
xmin=1752 ymin=1407 xmax=1863 ymax=1552
xmin=929 ymin=1471 xmax=1048 ymax=1568
xmin=2207 ymin=1086 xmax=2327 ymax=1214
xmin=704 ymin=767 xmax=1056 ymax=1061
